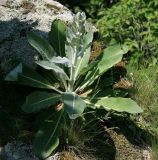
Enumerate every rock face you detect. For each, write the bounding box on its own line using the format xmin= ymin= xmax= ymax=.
xmin=0 ymin=0 xmax=73 ymax=73
xmin=0 ymin=141 xmax=39 ymax=160
xmin=0 ymin=141 xmax=60 ymax=160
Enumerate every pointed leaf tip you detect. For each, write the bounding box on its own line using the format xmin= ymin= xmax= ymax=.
xmin=27 ymin=31 xmax=56 ymax=60
xmin=49 ymin=20 xmax=66 ymax=57
xmin=5 ymin=63 xmax=22 ymax=81
xmin=33 ymin=110 xmax=63 ymax=158
xmin=91 ymin=97 xmax=143 ymax=114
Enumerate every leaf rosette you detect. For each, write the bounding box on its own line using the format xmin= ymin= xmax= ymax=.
xmin=5 ymin=12 xmax=142 ymax=158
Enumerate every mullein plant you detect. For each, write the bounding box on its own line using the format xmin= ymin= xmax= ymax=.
xmin=5 ymin=12 xmax=142 ymax=158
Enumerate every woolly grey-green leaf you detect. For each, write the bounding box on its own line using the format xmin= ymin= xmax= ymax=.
xmin=28 ymin=32 xmax=56 ymax=60
xmin=63 ymin=92 xmax=86 ymax=119
xmin=22 ymin=91 xmax=61 ymax=113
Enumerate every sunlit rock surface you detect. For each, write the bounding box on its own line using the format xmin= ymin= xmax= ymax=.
xmin=0 ymin=0 xmax=73 ymax=73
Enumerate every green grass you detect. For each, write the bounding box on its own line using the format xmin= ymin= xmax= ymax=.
xmin=151 ymin=136 xmax=158 ymax=159
xmin=59 ymin=113 xmax=116 ymax=160
xmin=127 ymin=64 xmax=158 ymax=159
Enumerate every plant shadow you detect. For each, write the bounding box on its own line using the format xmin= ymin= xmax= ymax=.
xmin=0 ymin=18 xmax=49 ymax=145
xmin=88 ymin=129 xmax=116 ymax=160
xmin=104 ymin=113 xmax=154 ymax=147
xmin=0 ymin=73 xmax=35 ymax=145
xmin=59 ymin=115 xmax=117 ymax=160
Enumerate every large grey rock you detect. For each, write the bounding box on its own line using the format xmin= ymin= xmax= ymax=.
xmin=0 ymin=0 xmax=74 ymax=73
xmin=0 ymin=0 xmax=96 ymax=74
xmin=0 ymin=0 xmax=95 ymax=73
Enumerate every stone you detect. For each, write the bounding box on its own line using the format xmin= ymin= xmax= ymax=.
xmin=0 ymin=141 xmax=39 ymax=160
xmin=0 ymin=0 xmax=96 ymax=74
xmin=44 ymin=0 xmax=65 ymax=10
xmin=0 ymin=0 xmax=73 ymax=74
xmin=0 ymin=141 xmax=61 ymax=160
xmin=0 ymin=0 xmax=8 ymax=6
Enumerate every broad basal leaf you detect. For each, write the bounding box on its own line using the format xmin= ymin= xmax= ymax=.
xmin=18 ymin=64 xmax=54 ymax=90
xmin=22 ymin=91 xmax=61 ymax=113
xmin=79 ymin=60 xmax=98 ymax=76
xmin=49 ymin=20 xmax=66 ymax=57
xmin=63 ymin=92 xmax=86 ymax=119
xmin=36 ymin=60 xmax=69 ymax=81
xmin=28 ymin=32 xmax=56 ymax=60
xmin=97 ymin=44 xmax=128 ymax=75
xmin=34 ymin=110 xmax=63 ymax=159
xmin=78 ymin=44 xmax=128 ymax=91
xmin=5 ymin=63 xmax=55 ymax=90
xmin=90 ymin=97 xmax=143 ymax=113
